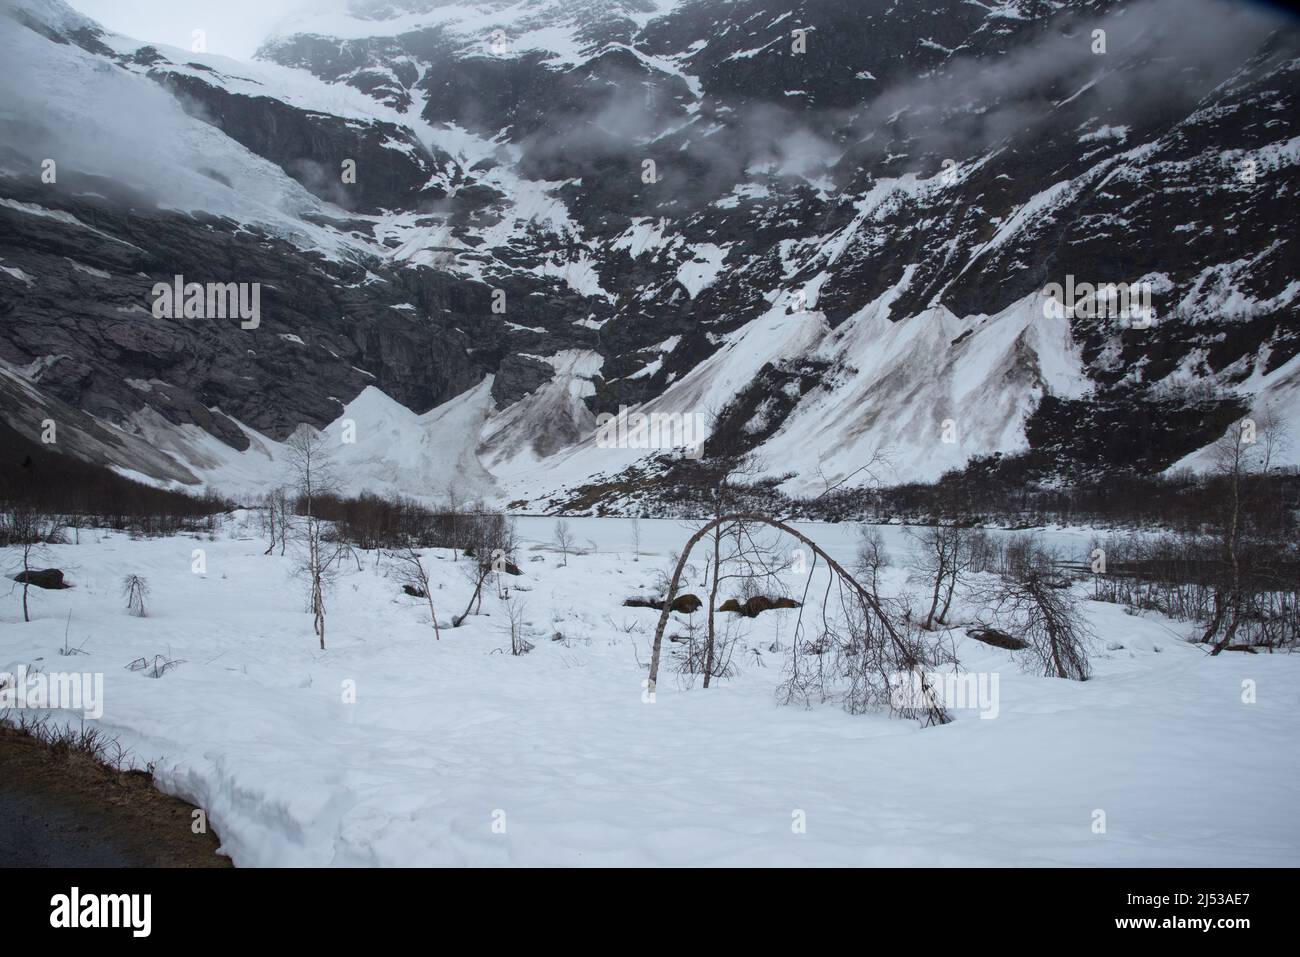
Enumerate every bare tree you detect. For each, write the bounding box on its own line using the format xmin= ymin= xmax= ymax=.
xmin=9 ymin=504 xmax=52 ymax=622
xmin=285 ymin=427 xmax=351 ymax=649
xmin=630 ymin=514 xmax=642 ymax=562
xmin=981 ymin=540 xmax=1092 ymax=680
xmin=453 ymin=538 xmax=492 ymax=627
xmin=855 ymin=526 xmax=890 ymax=596
xmin=388 ymin=547 xmax=441 ymax=640
xmin=553 ymin=518 xmax=573 ymax=567
xmin=261 ymin=486 xmax=291 ymax=556
xmin=121 ymin=574 xmax=149 ymax=617
xmin=1201 ymin=410 xmax=1288 ymax=654
xmin=674 ymin=610 xmax=740 ymax=681
xmin=908 ymin=525 xmax=985 ymax=630
xmin=260 ymin=491 xmax=277 ymax=554
xmin=453 ymin=509 xmax=516 ymax=627
xmin=646 ymin=513 xmax=951 ymax=726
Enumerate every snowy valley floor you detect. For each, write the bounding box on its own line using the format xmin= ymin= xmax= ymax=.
xmin=1 ymin=515 xmax=1297 ymax=866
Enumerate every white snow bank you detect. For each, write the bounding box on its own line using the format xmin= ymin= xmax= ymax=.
xmin=2 ymin=517 xmax=1295 ymax=866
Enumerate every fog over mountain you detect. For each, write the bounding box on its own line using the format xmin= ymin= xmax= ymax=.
xmin=2 ymin=0 xmax=1297 ymax=509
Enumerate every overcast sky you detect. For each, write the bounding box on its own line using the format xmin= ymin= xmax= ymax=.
xmin=63 ymin=0 xmax=1300 ymax=63
xmin=69 ymin=0 xmax=319 ymax=60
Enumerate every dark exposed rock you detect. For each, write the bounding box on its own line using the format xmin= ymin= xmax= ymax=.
xmin=670 ymin=594 xmax=703 ymax=614
xmin=2 ymin=0 xmax=1297 ymax=502
xmin=624 ymin=593 xmax=703 ymax=614
xmin=153 ymin=73 xmax=450 ymax=215
xmin=14 ymin=569 xmax=68 ymax=590
xmin=967 ymin=626 xmax=1029 ymax=651
xmin=718 ymin=595 xmax=801 ymax=617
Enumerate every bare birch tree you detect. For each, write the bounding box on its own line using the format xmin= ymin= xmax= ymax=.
xmin=908 ymin=525 xmax=985 ymax=630
xmin=855 ymin=526 xmax=890 ymax=597
xmin=1201 ymin=410 xmax=1288 ymax=655
xmin=9 ymin=505 xmax=52 ymax=622
xmin=262 ymin=486 xmax=291 ymax=556
xmin=389 ymin=546 xmax=441 ymax=640
xmin=285 ymin=426 xmax=350 ymax=649
xmin=553 ymin=519 xmax=573 ymax=567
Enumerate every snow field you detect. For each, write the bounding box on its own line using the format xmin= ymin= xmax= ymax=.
xmin=1 ymin=515 xmax=1297 ymax=866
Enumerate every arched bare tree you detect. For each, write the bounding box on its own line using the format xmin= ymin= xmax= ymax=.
xmin=646 ymin=514 xmax=951 ymax=726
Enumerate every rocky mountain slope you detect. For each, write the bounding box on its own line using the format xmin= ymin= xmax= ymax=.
xmin=1 ymin=0 xmax=1297 ymax=509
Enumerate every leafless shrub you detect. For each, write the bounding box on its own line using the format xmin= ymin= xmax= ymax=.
xmin=907 ymin=525 xmax=988 ymax=630
xmin=121 ymin=574 xmax=149 ymax=617
xmin=602 ymin=614 xmax=645 ymax=635
xmin=0 ymin=713 xmax=134 ymax=772
xmin=503 ymin=596 xmax=533 ymax=656
xmin=1090 ymin=530 xmax=1299 ymax=650
xmin=58 ymin=611 xmax=89 ymax=657
xmin=125 ymin=654 xmax=184 ymax=678
xmin=673 ymin=619 xmax=740 ymax=681
xmin=388 ymin=547 xmax=441 ymax=640
xmin=982 ymin=540 xmax=1092 ymax=680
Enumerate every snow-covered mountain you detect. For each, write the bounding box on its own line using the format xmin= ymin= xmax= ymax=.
xmin=1 ymin=0 xmax=1297 ymax=508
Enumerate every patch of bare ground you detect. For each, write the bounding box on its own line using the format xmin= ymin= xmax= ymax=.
xmin=0 ymin=726 xmax=231 ymax=867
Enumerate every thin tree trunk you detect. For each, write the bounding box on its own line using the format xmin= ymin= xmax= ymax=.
xmin=454 ymin=567 xmax=489 ymax=627
xmin=314 ymin=580 xmax=326 ymax=650
xmin=427 ymin=592 xmax=441 ymax=640
xmin=703 ymin=528 xmax=721 ymax=688
xmin=1201 ymin=589 xmax=1227 ymax=645
xmin=937 ymin=573 xmax=957 ymax=626
xmin=1210 ymin=592 xmax=1243 ymax=656
xmin=22 ymin=546 xmax=30 ymax=623
xmin=924 ymin=576 xmax=942 ymax=630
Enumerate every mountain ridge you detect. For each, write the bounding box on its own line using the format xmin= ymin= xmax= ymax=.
xmin=1 ymin=0 xmax=1297 ymax=508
